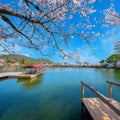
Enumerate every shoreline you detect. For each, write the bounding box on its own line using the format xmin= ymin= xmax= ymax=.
xmin=0 ymin=65 xmax=120 ymax=70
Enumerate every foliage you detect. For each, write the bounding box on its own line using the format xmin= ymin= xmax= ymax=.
xmin=99 ymin=59 xmax=105 ymax=63
xmin=106 ymin=54 xmax=120 ymax=66
xmin=6 ymin=59 xmax=15 ymax=63
xmin=84 ymin=62 xmax=89 ymax=65
xmin=53 ymin=62 xmax=62 ymax=67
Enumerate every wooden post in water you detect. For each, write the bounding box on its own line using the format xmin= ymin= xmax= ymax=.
xmin=109 ymin=83 xmax=112 ymax=98
xmin=106 ymin=81 xmax=117 ymax=99
xmin=81 ymin=82 xmax=85 ymax=112
xmin=82 ymin=83 xmax=84 ymax=99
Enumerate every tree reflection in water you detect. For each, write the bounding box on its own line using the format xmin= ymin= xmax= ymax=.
xmin=114 ymin=69 xmax=120 ymax=83
xmin=17 ymin=76 xmax=43 ymax=89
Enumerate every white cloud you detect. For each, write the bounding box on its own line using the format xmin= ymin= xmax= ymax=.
xmin=79 ymin=45 xmax=100 ymax=63
xmin=78 ymin=27 xmax=120 ymax=63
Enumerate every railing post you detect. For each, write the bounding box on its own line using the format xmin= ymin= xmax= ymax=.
xmin=82 ymin=83 xmax=84 ymax=99
xmin=109 ymin=83 xmax=112 ymax=98
xmin=106 ymin=80 xmax=120 ymax=98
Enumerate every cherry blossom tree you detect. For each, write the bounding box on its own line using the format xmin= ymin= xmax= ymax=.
xmin=0 ymin=24 xmax=19 ymax=54
xmin=0 ymin=0 xmax=98 ymax=59
xmin=0 ymin=0 xmax=99 ymax=62
xmin=104 ymin=4 xmax=120 ymax=26
xmin=104 ymin=3 xmax=120 ymax=53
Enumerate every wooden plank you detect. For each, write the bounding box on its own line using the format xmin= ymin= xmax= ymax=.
xmin=109 ymin=99 xmax=120 ymax=112
xmin=82 ymin=98 xmax=120 ymax=120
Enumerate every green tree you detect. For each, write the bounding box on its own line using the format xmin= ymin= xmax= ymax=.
xmin=6 ymin=59 xmax=15 ymax=63
xmin=54 ymin=62 xmax=62 ymax=67
xmin=21 ymin=58 xmax=25 ymax=64
xmin=99 ymin=59 xmax=105 ymax=63
xmin=84 ymin=62 xmax=89 ymax=66
xmin=106 ymin=54 xmax=120 ymax=67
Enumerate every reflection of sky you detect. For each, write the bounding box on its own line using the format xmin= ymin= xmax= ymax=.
xmin=1 ymin=1 xmax=120 ymax=63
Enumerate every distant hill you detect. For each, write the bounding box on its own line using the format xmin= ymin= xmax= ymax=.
xmin=0 ymin=54 xmax=53 ymax=65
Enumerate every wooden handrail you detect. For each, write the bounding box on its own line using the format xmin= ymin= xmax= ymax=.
xmin=81 ymin=81 xmax=120 ymax=116
xmin=106 ymin=81 xmax=120 ymax=87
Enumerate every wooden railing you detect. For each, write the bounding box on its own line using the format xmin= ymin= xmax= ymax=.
xmin=106 ymin=81 xmax=120 ymax=98
xmin=81 ymin=81 xmax=106 ymax=100
xmin=81 ymin=81 xmax=120 ymax=116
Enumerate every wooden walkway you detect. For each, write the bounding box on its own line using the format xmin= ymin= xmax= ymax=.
xmin=0 ymin=72 xmax=43 ymax=79
xmin=0 ymin=72 xmax=23 ymax=78
xmin=81 ymin=81 xmax=120 ymax=120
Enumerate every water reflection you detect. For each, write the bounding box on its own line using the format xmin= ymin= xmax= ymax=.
xmin=113 ymin=69 xmax=120 ymax=83
xmin=0 ymin=68 xmax=120 ymax=120
xmin=0 ymin=77 xmax=8 ymax=82
xmin=17 ymin=76 xmax=43 ymax=89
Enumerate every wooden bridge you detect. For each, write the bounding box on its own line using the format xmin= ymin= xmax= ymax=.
xmin=81 ymin=81 xmax=120 ymax=120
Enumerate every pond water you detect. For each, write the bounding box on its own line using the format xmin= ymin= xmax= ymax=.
xmin=0 ymin=67 xmax=120 ymax=120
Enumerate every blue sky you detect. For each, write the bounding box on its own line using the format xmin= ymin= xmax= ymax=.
xmin=1 ymin=0 xmax=120 ymax=64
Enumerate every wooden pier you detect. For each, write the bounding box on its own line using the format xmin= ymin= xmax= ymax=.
xmin=0 ymin=72 xmax=43 ymax=79
xmin=81 ymin=81 xmax=120 ymax=120
xmin=0 ymin=72 xmax=23 ymax=78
